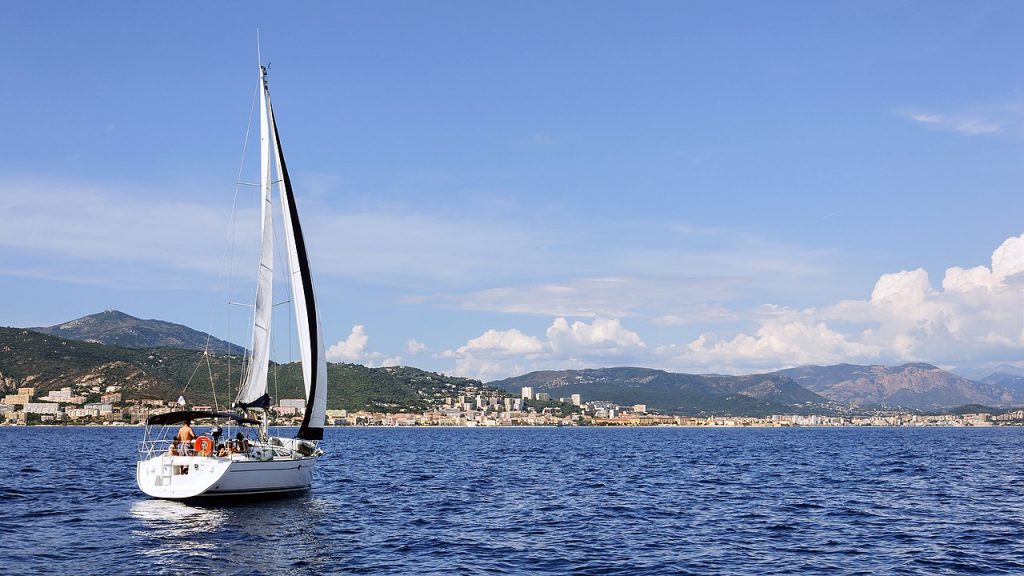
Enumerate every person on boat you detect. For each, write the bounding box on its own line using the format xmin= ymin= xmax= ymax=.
xmin=233 ymin=432 xmax=250 ymax=454
xmin=174 ymin=419 xmax=197 ymax=455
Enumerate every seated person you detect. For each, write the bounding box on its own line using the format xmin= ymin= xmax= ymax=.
xmin=232 ymin=432 xmax=251 ymax=454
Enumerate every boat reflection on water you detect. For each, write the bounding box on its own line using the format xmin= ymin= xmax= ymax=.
xmin=129 ymin=499 xmax=227 ymax=563
xmin=128 ymin=495 xmax=333 ymax=573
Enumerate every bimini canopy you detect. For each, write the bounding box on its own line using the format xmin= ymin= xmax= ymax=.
xmin=145 ymin=410 xmax=260 ymax=427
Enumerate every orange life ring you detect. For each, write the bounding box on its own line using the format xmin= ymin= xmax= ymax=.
xmin=194 ymin=436 xmax=214 ymax=456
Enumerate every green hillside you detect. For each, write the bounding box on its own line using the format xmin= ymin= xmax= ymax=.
xmin=269 ymin=362 xmax=492 ymax=412
xmin=0 ymin=327 xmax=496 ymax=412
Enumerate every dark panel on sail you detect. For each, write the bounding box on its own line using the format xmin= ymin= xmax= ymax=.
xmin=236 ymin=393 xmax=271 ymax=411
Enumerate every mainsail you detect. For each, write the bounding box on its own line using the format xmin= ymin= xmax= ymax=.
xmin=235 ymin=64 xmax=274 ymax=410
xmin=234 ymin=63 xmax=327 ymax=439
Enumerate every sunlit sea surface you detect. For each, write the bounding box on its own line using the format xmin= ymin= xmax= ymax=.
xmin=2 ymin=426 xmax=1024 ymax=575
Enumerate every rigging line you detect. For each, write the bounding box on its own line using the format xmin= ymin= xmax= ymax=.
xmin=288 ymin=279 xmax=293 ymax=392
xmin=267 ymin=321 xmax=281 ymax=410
xmin=223 ymin=81 xmax=262 ymax=406
xmin=273 ymin=358 xmax=280 ymax=414
xmin=206 ymin=352 xmax=220 ymax=413
xmin=231 ymin=80 xmax=262 ymax=401
xmin=179 ymin=351 xmax=208 ymax=400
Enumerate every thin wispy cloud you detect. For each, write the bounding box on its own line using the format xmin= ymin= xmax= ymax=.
xmin=0 ymin=266 xmax=116 ymax=287
xmin=414 ymin=276 xmax=745 ymax=318
xmin=0 ymin=179 xmax=245 ymax=287
xmin=904 ymin=111 xmax=1001 ymax=135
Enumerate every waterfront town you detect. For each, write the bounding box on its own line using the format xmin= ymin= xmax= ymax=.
xmin=2 ymin=381 xmax=1023 ymax=428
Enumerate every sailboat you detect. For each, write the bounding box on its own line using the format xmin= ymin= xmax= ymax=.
xmin=136 ymin=61 xmax=328 ymax=499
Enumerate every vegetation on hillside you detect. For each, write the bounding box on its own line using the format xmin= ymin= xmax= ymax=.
xmin=0 ymin=327 xmax=500 ymax=412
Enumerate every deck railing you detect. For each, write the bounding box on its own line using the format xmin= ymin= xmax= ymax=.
xmin=136 ymin=438 xmax=295 ymax=460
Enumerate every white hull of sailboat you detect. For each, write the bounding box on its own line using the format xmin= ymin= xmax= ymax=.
xmin=136 ymin=453 xmax=316 ymax=500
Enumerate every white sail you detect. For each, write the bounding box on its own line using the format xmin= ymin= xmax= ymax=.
xmin=235 ymin=65 xmax=274 ymax=409
xmin=266 ymin=87 xmax=328 ymax=440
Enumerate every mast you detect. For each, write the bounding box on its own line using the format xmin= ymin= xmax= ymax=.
xmin=235 ymin=63 xmax=274 ymax=410
xmin=266 ymin=81 xmax=328 ymax=441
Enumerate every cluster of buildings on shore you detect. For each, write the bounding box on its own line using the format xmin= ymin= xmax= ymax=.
xmin=3 ymin=383 xmax=1023 ymax=428
xmin=2 ymin=385 xmax=133 ymax=424
xmin=317 ymin=387 xmax=653 ymax=427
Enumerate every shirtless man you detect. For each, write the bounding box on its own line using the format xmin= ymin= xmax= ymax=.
xmin=174 ymin=419 xmax=197 ymax=454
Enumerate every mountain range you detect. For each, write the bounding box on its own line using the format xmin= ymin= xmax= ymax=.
xmin=978 ymin=364 xmax=1024 ymax=398
xmin=0 ymin=319 xmax=488 ymax=413
xmin=32 ymin=310 xmax=243 ymax=354
xmin=6 ymin=311 xmax=1024 ymax=415
xmin=493 ymin=362 xmax=1023 ymax=414
xmin=772 ymin=363 xmax=1016 ymax=409
xmin=491 ymin=367 xmax=833 ymax=417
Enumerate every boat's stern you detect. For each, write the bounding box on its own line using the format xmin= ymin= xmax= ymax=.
xmin=136 ymin=453 xmax=232 ymax=499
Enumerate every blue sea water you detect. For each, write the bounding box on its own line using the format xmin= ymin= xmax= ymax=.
xmin=2 ymin=426 xmax=1023 ymax=575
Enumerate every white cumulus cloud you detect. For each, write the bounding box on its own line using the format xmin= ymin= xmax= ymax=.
xmin=439 ymin=328 xmax=545 ymax=382
xmin=992 ymin=234 xmax=1024 ymax=279
xmin=326 ymin=324 xmax=402 ymax=367
xmin=406 ymin=339 xmax=429 ymax=354
xmin=453 ymin=329 xmax=545 ymax=356
xmin=442 ymin=318 xmax=646 ymax=381
xmin=666 ymin=314 xmax=880 ymax=373
xmin=658 ymin=234 xmax=1024 ymax=373
xmin=546 ymin=317 xmax=645 ymax=354
xmin=326 ymin=325 xmax=370 ymax=362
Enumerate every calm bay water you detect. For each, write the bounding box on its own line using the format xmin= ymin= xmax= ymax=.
xmin=2 ymin=426 xmax=1023 ymax=575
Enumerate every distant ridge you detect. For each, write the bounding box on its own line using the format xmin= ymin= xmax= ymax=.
xmin=494 ymin=363 xmax=1022 ymax=414
xmin=772 ymin=363 xmax=1017 ymax=409
xmin=32 ymin=310 xmax=243 ymax=354
xmin=491 ymin=367 xmax=832 ymax=417
xmin=979 ymin=368 xmax=1024 ymax=398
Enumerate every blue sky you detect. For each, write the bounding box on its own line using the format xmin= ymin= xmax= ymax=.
xmin=3 ymin=1 xmax=1024 ymax=380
